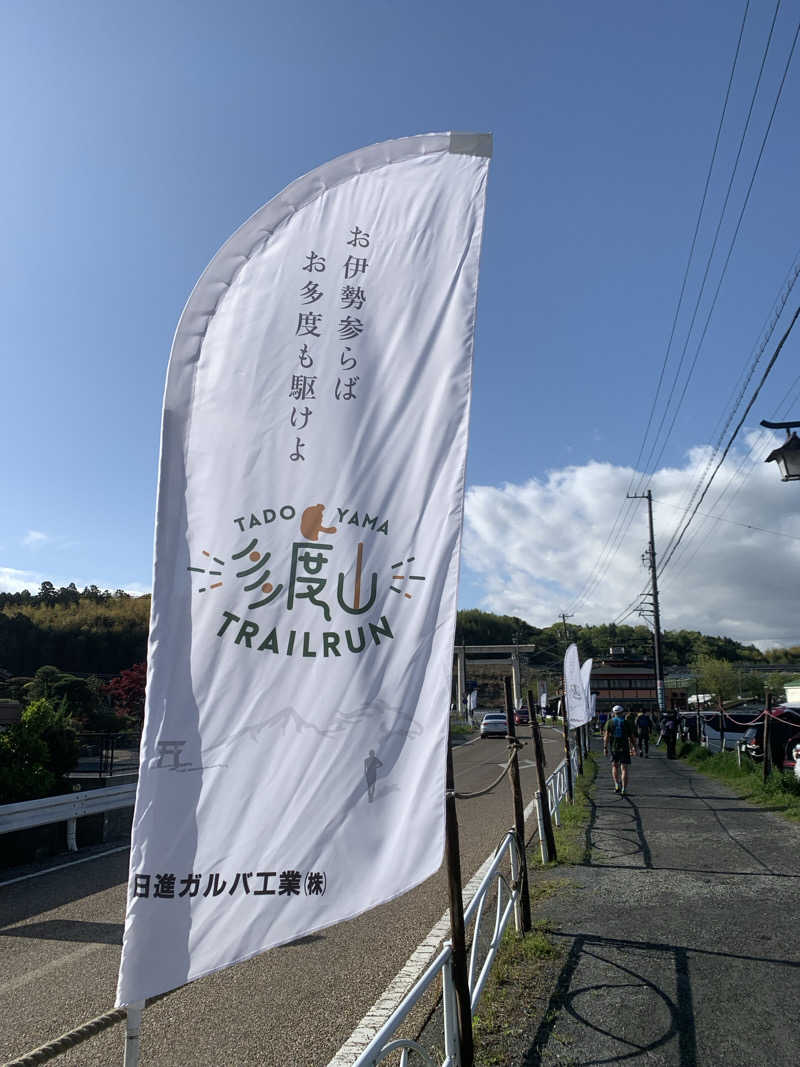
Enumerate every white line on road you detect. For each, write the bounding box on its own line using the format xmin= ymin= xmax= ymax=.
xmin=0 ymin=942 xmax=102 ymax=995
xmin=0 ymin=846 xmax=130 ymax=888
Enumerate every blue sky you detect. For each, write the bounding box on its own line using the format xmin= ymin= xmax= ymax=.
xmin=3 ymin=1 xmax=800 ymax=646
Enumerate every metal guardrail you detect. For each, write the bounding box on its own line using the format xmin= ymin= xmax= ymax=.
xmin=0 ymin=784 xmax=137 ymax=851
xmin=354 ymin=747 xmax=579 ymax=1066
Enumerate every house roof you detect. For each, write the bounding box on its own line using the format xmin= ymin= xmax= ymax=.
xmin=0 ymin=699 xmax=22 ymax=725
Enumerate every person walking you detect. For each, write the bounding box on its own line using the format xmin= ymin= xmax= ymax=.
xmin=604 ymin=705 xmax=636 ymax=796
xmin=636 ymin=709 xmax=653 ymax=757
xmin=660 ymin=710 xmax=679 ymax=759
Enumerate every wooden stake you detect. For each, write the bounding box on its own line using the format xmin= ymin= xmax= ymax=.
xmin=445 ymin=740 xmax=473 ymax=1066
xmin=503 ymin=677 xmax=532 ymax=932
xmin=560 ymin=692 xmax=574 ymax=802
xmin=763 ymin=690 xmax=772 ymax=784
xmin=528 ymin=688 xmax=556 ymax=862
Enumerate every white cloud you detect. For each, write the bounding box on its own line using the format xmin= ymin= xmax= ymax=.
xmin=0 ymin=568 xmax=150 ymax=597
xmin=22 ymin=530 xmax=49 ymax=547
xmin=0 ymin=566 xmax=44 ymax=593
xmin=462 ymin=434 xmax=800 ymax=649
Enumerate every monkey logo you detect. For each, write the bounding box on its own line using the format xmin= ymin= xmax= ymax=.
xmin=300 ymin=504 xmax=338 ymax=542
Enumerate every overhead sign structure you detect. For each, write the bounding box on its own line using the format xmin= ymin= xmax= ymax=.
xmin=117 ymin=132 xmax=492 ymax=1004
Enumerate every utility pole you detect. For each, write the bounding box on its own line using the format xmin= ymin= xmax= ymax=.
xmin=559 ymin=612 xmax=573 ymax=647
xmin=627 ymin=490 xmax=665 ymax=716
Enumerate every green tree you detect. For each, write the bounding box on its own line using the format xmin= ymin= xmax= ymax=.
xmin=23 ymin=665 xmax=64 ymax=702
xmin=693 ymin=655 xmax=740 ymax=706
xmin=0 ymin=697 xmax=79 ymax=802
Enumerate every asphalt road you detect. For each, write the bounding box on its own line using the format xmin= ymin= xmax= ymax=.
xmin=1 ymin=724 xmax=566 ymax=1066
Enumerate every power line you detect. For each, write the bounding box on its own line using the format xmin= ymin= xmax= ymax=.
xmin=571 ymin=3 xmax=757 ymax=618
xmin=645 ymin=8 xmax=799 ymax=487
xmin=653 ymin=498 xmax=800 ymax=542
xmin=657 ymin=245 xmax=800 ymax=568
xmin=657 ymin=305 xmax=800 ymax=577
xmin=625 ymin=0 xmax=752 ymax=495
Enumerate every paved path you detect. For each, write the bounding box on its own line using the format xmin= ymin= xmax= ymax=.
xmin=528 ymin=744 xmax=800 ymax=1066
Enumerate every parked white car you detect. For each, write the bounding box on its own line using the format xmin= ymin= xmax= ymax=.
xmin=480 ymin=712 xmax=508 ymax=739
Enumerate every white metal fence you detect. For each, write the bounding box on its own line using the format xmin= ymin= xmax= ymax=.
xmin=352 ymin=744 xmax=580 ymax=1066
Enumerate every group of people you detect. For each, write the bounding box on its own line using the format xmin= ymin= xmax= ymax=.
xmin=601 ymin=705 xmax=682 ymax=795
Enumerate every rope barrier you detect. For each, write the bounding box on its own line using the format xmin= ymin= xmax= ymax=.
xmin=454 ymin=738 xmax=524 ymax=800
xmin=720 ymin=710 xmax=765 ymax=727
xmin=4 ymin=1007 xmax=128 ymax=1066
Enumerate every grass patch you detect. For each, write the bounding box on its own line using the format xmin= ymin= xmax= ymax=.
xmin=470 ymin=755 xmax=597 ymax=1065
xmin=534 ymin=752 xmax=597 ymax=867
xmin=679 ymin=742 xmax=800 ymax=821
xmin=449 ymin=721 xmax=477 ymax=736
xmin=472 ymin=919 xmax=563 ymax=1061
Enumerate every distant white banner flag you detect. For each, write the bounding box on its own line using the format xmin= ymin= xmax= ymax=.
xmin=467 ymin=689 xmax=478 ymax=712
xmin=590 ymin=692 xmax=597 ymax=719
xmin=563 ymin=643 xmax=585 ymax=728
xmin=117 ymin=132 xmax=491 ymax=1005
xmin=539 ymin=689 xmax=547 ymax=711
xmin=580 ymin=658 xmax=593 ymax=725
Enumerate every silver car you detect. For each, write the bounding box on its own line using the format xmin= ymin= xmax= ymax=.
xmin=480 ymin=712 xmax=508 ymax=739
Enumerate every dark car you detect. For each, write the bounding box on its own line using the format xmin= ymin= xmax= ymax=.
xmin=480 ymin=712 xmax=508 ymax=739
xmin=513 ymin=707 xmax=530 ymax=725
xmin=744 ymin=704 xmax=800 ymax=771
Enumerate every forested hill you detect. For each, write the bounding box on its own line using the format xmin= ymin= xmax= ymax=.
xmin=0 ymin=588 xmax=795 ymax=678
xmin=0 ymin=584 xmax=149 ymax=676
xmin=455 ymin=609 xmax=795 ymax=669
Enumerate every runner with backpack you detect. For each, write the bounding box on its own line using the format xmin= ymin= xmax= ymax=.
xmin=603 ymin=704 xmax=636 ymax=795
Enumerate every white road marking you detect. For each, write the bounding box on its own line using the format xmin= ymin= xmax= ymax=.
xmin=0 ymin=942 xmax=102 ymax=995
xmin=0 ymin=846 xmax=130 ymax=888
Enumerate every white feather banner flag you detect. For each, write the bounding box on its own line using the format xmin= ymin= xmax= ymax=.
xmin=563 ymin=643 xmax=586 ymax=728
xmin=580 ymin=658 xmax=593 ymax=726
xmin=117 ymin=132 xmax=491 ymax=1004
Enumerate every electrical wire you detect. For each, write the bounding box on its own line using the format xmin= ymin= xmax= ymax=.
xmin=646 ymin=9 xmax=799 ymax=492
xmin=636 ymin=1 xmax=784 ymax=490
xmin=654 ymin=498 xmax=800 ymax=542
xmin=657 ymin=305 xmax=800 ymax=577
xmin=625 ymin=0 xmax=752 ymax=496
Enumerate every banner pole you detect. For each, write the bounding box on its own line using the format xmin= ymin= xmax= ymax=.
xmin=123 ymin=1001 xmax=144 ymax=1067
xmin=528 ymin=689 xmax=556 ymax=863
xmin=503 ymin=676 xmax=532 ymax=932
xmin=559 ymin=690 xmax=574 ymax=803
xmin=445 ymin=739 xmax=474 ymax=1067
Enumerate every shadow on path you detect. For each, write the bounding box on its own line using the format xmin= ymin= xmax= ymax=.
xmin=660 ymin=760 xmax=777 ymax=875
xmin=525 ymin=929 xmax=800 ymax=1066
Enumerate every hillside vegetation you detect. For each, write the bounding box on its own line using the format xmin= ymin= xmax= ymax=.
xmin=1 ymin=588 xmax=797 ymax=681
